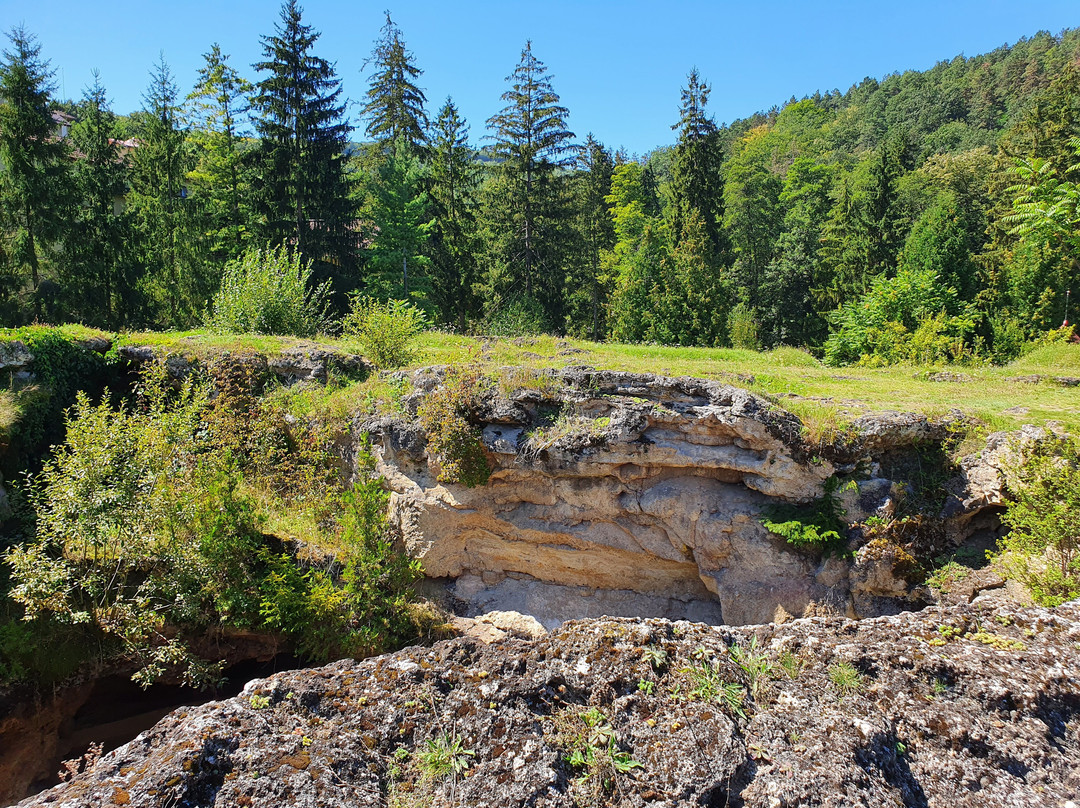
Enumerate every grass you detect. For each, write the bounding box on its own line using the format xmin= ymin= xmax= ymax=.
xmin=3 ymin=325 xmax=1078 ymax=436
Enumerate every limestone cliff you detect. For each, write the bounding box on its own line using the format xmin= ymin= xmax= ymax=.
xmin=362 ymin=368 xmax=1005 ymax=627
xmin=20 ymin=599 xmax=1080 ymax=807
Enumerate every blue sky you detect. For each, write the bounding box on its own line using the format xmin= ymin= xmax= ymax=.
xmin=2 ymin=0 xmax=1077 ymax=155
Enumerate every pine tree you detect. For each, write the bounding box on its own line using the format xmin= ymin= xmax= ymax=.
xmin=670 ymin=68 xmax=726 ymax=262
xmin=428 ymin=98 xmax=479 ymax=329
xmin=485 ymin=41 xmax=576 ymax=328
xmin=187 ymin=44 xmax=253 ymax=263
xmin=570 ymin=135 xmax=614 ymax=340
xmin=252 ymin=0 xmax=353 ymax=276
xmin=128 ymin=54 xmax=205 ymax=326
xmin=66 ymin=73 xmax=134 ymax=327
xmin=0 ymin=26 xmax=71 ymax=320
xmin=362 ymin=13 xmax=428 ymax=153
xmin=366 ymin=139 xmax=432 ymax=302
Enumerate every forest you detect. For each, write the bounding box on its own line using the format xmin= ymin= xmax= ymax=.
xmin=1 ymin=3 xmax=1080 ymax=365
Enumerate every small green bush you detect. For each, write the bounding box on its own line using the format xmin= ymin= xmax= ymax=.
xmin=207 ymin=244 xmax=332 ymax=337
xmin=760 ymin=477 xmax=851 ymax=556
xmin=728 ymin=302 xmax=761 ymax=351
xmin=342 ymin=296 xmax=428 ymax=369
xmin=417 ymin=361 xmax=492 ymax=487
xmin=995 ymin=432 xmax=1080 ymax=606
xmin=483 ymin=295 xmax=546 ymax=337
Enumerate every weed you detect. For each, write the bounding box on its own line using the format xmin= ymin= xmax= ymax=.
xmin=250 ymin=694 xmax=271 ymax=709
xmin=730 ymin=636 xmax=774 ymax=699
xmin=828 ymin=661 xmax=864 ymax=698
xmin=926 ymin=559 xmax=971 ymax=592
xmin=550 ymin=707 xmax=643 ymax=807
xmin=637 ymin=679 xmax=655 ymax=695
xmin=641 ymin=645 xmax=668 ymax=671
xmin=676 ymin=660 xmax=747 ymax=719
xmin=779 ymin=650 xmax=804 ymax=680
xmin=416 ymin=732 xmax=475 ymax=781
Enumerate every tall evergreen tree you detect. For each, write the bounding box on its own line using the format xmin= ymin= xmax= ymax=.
xmin=570 ymin=135 xmax=615 ymax=339
xmin=485 ymin=41 xmax=576 ymax=327
xmin=427 ymin=98 xmax=479 ymax=329
xmin=366 ymin=139 xmax=432 ymax=302
xmin=66 ymin=73 xmax=133 ymax=327
xmin=252 ymin=1 xmax=353 ymax=277
xmin=187 ymin=44 xmax=253 ymax=264
xmin=670 ymin=68 xmax=726 ymax=262
xmin=0 ymin=26 xmax=71 ymax=319
xmin=362 ymin=13 xmax=428 ymax=153
xmin=128 ymin=54 xmax=202 ymax=325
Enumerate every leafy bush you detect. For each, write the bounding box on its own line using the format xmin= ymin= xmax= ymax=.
xmin=483 ymin=295 xmax=546 ymax=337
xmin=824 ymin=267 xmax=976 ymax=366
xmin=342 ymin=296 xmax=428 ymax=368
xmin=995 ymin=432 xmax=1080 ymax=606
xmin=728 ymin=302 xmax=761 ymax=351
xmin=206 ymin=244 xmax=332 ymax=337
xmin=417 ymin=361 xmax=492 ymax=487
xmin=760 ymin=477 xmax=851 ymax=556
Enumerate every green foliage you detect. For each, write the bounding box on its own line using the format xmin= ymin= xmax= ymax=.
xmin=416 ymin=732 xmax=475 ymax=781
xmin=483 ymin=295 xmax=548 ymax=338
xmin=761 ymin=476 xmax=850 ymax=556
xmin=342 ymin=296 xmax=428 ymax=368
xmin=417 ymin=360 xmax=492 ymax=487
xmin=207 ymin=244 xmax=332 ymax=337
xmin=824 ymin=266 xmax=976 ymax=366
xmin=728 ymin=302 xmax=761 ymax=351
xmin=996 ymin=432 xmax=1080 ymax=606
xmin=553 ymin=707 xmax=642 ymax=806
xmin=828 ymin=660 xmax=865 ymax=697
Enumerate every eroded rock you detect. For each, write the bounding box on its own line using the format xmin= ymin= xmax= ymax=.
xmin=20 ymin=600 xmax=1080 ymax=808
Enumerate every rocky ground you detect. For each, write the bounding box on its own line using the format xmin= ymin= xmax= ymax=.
xmin=20 ymin=597 xmax=1079 ymax=808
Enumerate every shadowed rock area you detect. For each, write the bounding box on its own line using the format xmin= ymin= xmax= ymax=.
xmin=19 ymin=599 xmax=1079 ymax=807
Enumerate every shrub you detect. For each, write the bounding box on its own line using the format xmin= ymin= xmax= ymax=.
xmin=417 ymin=361 xmax=492 ymax=487
xmin=342 ymin=296 xmax=428 ymax=369
xmin=760 ymin=476 xmax=851 ymax=556
xmin=728 ymin=302 xmax=761 ymax=351
xmin=824 ymin=267 xmax=976 ymax=366
xmin=483 ymin=295 xmax=546 ymax=337
xmin=995 ymin=432 xmax=1080 ymax=606
xmin=206 ymin=244 xmax=332 ymax=337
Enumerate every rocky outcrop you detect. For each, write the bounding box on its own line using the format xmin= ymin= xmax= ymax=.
xmin=364 ymin=368 xmax=995 ymax=627
xmin=20 ymin=600 xmax=1080 ymax=807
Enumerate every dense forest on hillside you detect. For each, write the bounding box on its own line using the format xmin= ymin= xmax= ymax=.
xmin=2 ymin=2 xmax=1080 ymax=364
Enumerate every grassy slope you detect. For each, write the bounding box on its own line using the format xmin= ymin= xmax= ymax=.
xmin=2 ymin=326 xmax=1078 ymax=437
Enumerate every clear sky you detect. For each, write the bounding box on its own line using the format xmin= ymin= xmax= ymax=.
xmin=2 ymin=1 xmax=1077 ymax=155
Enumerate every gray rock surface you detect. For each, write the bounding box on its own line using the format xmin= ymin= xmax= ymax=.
xmin=20 ymin=600 xmax=1080 ymax=807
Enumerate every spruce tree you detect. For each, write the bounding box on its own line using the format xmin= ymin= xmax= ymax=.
xmin=0 ymin=26 xmax=71 ymax=320
xmin=187 ymin=44 xmax=253 ymax=263
xmin=128 ymin=54 xmax=204 ymax=325
xmin=366 ymin=139 xmax=432 ymax=302
xmin=428 ymin=98 xmax=479 ymax=329
xmin=66 ymin=73 xmax=133 ymax=327
xmin=252 ymin=0 xmax=353 ymax=276
xmin=362 ymin=13 xmax=428 ymax=153
xmin=570 ymin=135 xmax=615 ymax=340
xmin=485 ymin=41 xmax=575 ymax=328
xmin=670 ymin=68 xmax=726 ymax=263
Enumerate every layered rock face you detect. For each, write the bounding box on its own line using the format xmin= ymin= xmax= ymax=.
xmin=364 ymin=369 xmax=998 ymax=627
xmin=21 ymin=600 xmax=1080 ymax=807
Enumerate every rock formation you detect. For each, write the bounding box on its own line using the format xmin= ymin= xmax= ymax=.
xmin=20 ymin=599 xmax=1080 ymax=807
xmin=363 ymin=368 xmax=1008 ymax=627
